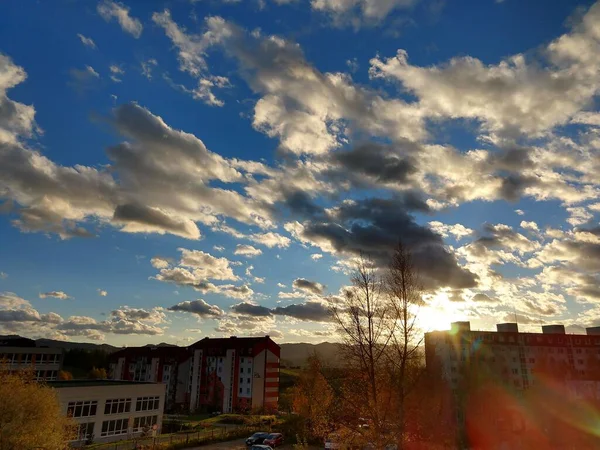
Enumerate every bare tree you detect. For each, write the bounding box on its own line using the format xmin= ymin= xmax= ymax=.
xmin=329 ymin=254 xmax=395 ymax=449
xmin=329 ymin=243 xmax=425 ymax=450
xmin=385 ymin=242 xmax=424 ymax=448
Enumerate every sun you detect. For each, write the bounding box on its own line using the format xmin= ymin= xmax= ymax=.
xmin=417 ymin=292 xmax=463 ymax=332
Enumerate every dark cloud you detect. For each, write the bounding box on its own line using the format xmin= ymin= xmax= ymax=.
xmin=327 ymin=142 xmax=418 ymax=186
xmin=499 ymin=174 xmax=538 ymax=202
xmin=283 ymin=190 xmax=323 ymax=218
xmin=113 ymin=203 xmax=200 ymax=239
xmin=168 ymin=299 xmax=224 ymax=317
xmin=292 ymin=278 xmax=325 ymax=295
xmin=471 ymin=293 xmax=495 ymax=302
xmin=272 ymin=301 xmax=332 ymax=322
xmin=0 ymin=309 xmax=40 ymax=322
xmin=296 ymin=196 xmax=477 ymax=290
xmin=230 ymin=302 xmax=272 ymax=317
xmin=492 ymin=147 xmax=534 ymax=171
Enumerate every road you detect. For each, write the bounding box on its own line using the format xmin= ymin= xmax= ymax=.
xmin=188 ymin=438 xmax=322 ymax=450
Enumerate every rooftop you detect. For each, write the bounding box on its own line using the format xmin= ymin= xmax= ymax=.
xmin=48 ymin=379 xmax=157 ymax=388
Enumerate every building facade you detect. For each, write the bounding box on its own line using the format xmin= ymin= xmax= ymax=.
xmin=107 ymin=335 xmax=280 ymax=414
xmin=425 ymin=321 xmax=600 ymax=448
xmin=108 ymin=346 xmax=191 ymax=412
xmin=425 ymin=322 xmax=600 ymax=391
xmin=188 ymin=336 xmax=280 ymax=413
xmin=0 ymin=335 xmax=63 ymax=380
xmin=50 ymin=379 xmax=165 ymax=445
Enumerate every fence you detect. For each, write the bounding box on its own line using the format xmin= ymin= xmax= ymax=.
xmin=81 ymin=425 xmax=259 ymax=450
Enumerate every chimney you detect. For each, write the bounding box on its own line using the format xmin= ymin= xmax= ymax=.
xmin=451 ymin=321 xmax=471 ymax=333
xmin=542 ymin=325 xmax=565 ymax=334
xmin=586 ymin=326 xmax=600 ymax=336
xmin=497 ymin=323 xmax=518 ymax=333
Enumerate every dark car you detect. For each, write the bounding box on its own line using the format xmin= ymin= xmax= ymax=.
xmin=251 ymin=445 xmax=272 ymax=450
xmin=246 ymin=432 xmax=270 ymax=446
xmin=263 ymin=433 xmax=284 ymax=447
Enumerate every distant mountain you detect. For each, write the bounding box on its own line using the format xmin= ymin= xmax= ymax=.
xmin=5 ymin=334 xmax=337 ymax=365
xmin=142 ymin=343 xmax=178 ymax=348
xmin=35 ymin=338 xmax=118 ymax=352
xmin=280 ymin=342 xmax=341 ymax=368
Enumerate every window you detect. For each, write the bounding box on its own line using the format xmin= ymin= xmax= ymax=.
xmin=104 ymin=398 xmax=131 ymax=415
xmin=74 ymin=422 xmax=95 ymax=441
xmin=239 ymin=388 xmax=242 ymax=393
xmin=240 ymin=367 xmax=244 ymax=373
xmin=133 ymin=415 xmax=157 ymax=431
xmin=241 ymin=358 xmax=244 ymax=363
xmin=247 ymin=368 xmax=252 ymax=373
xmin=576 ymin=349 xmax=582 ymax=354
xmin=511 ymin=369 xmax=519 ymax=375
xmin=68 ymin=400 xmax=98 ymax=418
xmin=247 ymin=378 xmax=251 ymax=383
xmin=101 ymin=418 xmax=129 ymax=437
xmin=247 ymin=388 xmax=250 ymax=394
xmin=578 ymin=359 xmax=584 ymax=364
xmin=136 ymin=396 xmax=160 ymax=412
xmin=528 ymin=358 xmax=535 ymax=363
xmin=240 ymin=378 xmax=244 ymax=384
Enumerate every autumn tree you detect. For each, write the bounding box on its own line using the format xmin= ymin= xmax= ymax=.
xmin=291 ymin=353 xmax=335 ymax=440
xmin=58 ymin=370 xmax=73 ymax=380
xmin=88 ymin=366 xmax=107 ymax=379
xmin=0 ymin=370 xmax=76 ymax=449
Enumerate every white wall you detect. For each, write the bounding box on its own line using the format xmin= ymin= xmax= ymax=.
xmin=55 ymin=382 xmax=165 ymax=444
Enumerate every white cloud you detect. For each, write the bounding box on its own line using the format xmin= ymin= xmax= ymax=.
xmin=150 ymin=256 xmax=172 ymax=269
xmin=277 ymin=283 xmax=286 ymax=288
xmin=178 ymin=248 xmax=239 ymax=280
xmin=97 ymin=289 xmax=108 ymax=297
xmin=515 ymin=209 xmax=525 ymax=216
xmin=234 ymin=244 xmax=263 ymax=258
xmin=39 ymin=291 xmax=72 ymax=300
xmin=311 ymin=253 xmax=323 ymax=260
xmin=520 ymin=220 xmax=539 ymax=232
xmin=428 ymin=221 xmax=473 ymax=240
xmin=0 ymin=272 xmax=7 ymax=280
xmin=249 ymin=231 xmax=291 ymax=248
xmin=141 ymin=58 xmax=157 ymax=79
xmin=311 ymin=0 xmax=418 ymax=25
xmin=77 ymin=33 xmax=96 ymax=49
xmin=97 ymin=0 xmax=143 ymax=38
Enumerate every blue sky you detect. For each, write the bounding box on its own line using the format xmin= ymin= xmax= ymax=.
xmin=1 ymin=0 xmax=600 ymax=345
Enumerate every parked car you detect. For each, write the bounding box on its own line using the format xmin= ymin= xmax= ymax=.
xmin=246 ymin=432 xmax=271 ymax=446
xmin=325 ymin=434 xmax=341 ymax=450
xmin=263 ymin=433 xmax=284 ymax=447
xmin=251 ymin=445 xmax=272 ymax=450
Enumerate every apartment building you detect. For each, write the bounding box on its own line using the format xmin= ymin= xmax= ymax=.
xmin=425 ymin=321 xmax=600 ymax=392
xmin=188 ymin=336 xmax=280 ymax=413
xmin=108 ymin=335 xmax=281 ymax=414
xmin=108 ymin=346 xmax=191 ymax=412
xmin=425 ymin=321 xmax=600 ymax=447
xmin=50 ymin=379 xmax=165 ymax=444
xmin=0 ymin=335 xmax=63 ymax=380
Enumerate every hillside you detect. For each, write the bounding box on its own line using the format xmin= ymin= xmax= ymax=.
xmin=280 ymin=342 xmax=341 ymax=368
xmin=35 ymin=338 xmax=118 ymax=352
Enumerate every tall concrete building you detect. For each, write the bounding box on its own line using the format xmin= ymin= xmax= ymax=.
xmin=0 ymin=335 xmax=63 ymax=380
xmin=425 ymin=321 xmax=600 ymax=393
xmin=188 ymin=336 xmax=280 ymax=413
xmin=108 ymin=346 xmax=191 ymax=412
xmin=108 ymin=335 xmax=280 ymax=413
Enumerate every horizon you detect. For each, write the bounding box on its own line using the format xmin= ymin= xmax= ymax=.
xmin=2 ymin=0 xmax=600 ymax=345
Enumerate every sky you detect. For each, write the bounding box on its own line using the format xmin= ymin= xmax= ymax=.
xmin=1 ymin=0 xmax=600 ymax=346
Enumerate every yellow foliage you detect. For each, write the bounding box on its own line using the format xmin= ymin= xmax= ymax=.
xmin=0 ymin=370 xmax=76 ymax=449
